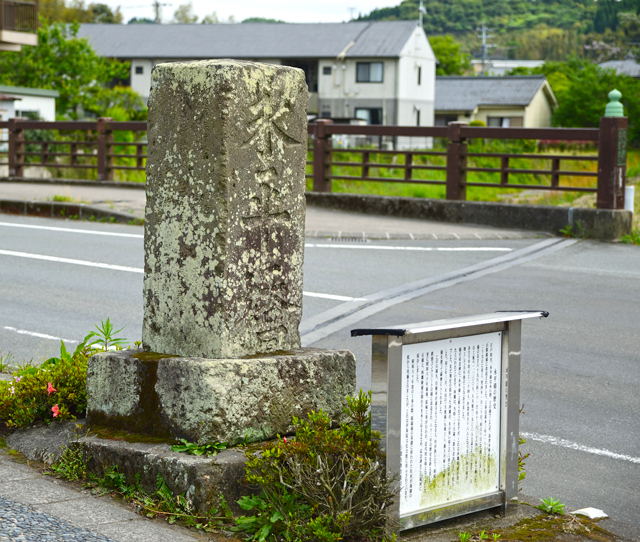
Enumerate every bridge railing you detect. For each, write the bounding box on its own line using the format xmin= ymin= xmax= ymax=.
xmin=0 ymin=115 xmax=629 ymax=210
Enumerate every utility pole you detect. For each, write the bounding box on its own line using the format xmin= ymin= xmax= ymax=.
xmin=153 ymin=0 xmax=170 ymax=24
xmin=419 ymin=0 xmax=426 ymax=28
xmin=476 ymin=20 xmax=496 ymax=71
xmin=347 ymin=7 xmax=356 ymax=20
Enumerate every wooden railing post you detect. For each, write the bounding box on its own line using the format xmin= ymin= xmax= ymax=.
xmin=446 ymin=122 xmax=467 ymax=200
xmin=8 ymin=118 xmax=24 ymax=178
xmin=97 ymin=117 xmax=114 ymax=181
xmin=312 ymin=119 xmax=333 ymax=193
xmin=597 ymin=90 xmax=628 ymax=210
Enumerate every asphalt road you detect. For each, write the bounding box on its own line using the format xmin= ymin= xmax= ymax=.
xmin=0 ymin=214 xmax=638 ymax=538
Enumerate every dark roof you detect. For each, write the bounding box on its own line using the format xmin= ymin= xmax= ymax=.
xmin=599 ymin=60 xmax=640 ymax=78
xmin=0 ymin=85 xmax=59 ymax=98
xmin=77 ymin=21 xmax=418 ymax=60
xmin=435 ymin=75 xmax=551 ymax=112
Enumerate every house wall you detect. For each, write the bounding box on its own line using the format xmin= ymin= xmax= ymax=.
xmin=0 ymin=100 xmax=16 ymax=148
xmin=13 ymin=95 xmax=56 ymax=121
xmin=524 ymin=88 xmax=554 ymax=127
xmin=132 ymin=58 xmax=306 ymax=104
xmin=131 ymin=59 xmax=154 ymax=103
xmin=317 ymin=58 xmax=399 ymax=122
xmin=474 ymin=107 xmax=526 ymax=126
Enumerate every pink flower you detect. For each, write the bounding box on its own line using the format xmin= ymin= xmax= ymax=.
xmin=52 ymin=404 xmax=59 ymax=418
xmin=47 ymin=382 xmax=57 ymax=395
xmin=15 ymin=377 xmax=21 ymax=383
xmin=283 ymin=437 xmax=287 ymax=444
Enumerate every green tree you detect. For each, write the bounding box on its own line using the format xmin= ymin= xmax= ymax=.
xmin=509 ymin=59 xmax=640 ymax=143
xmin=171 ymin=2 xmax=198 ymax=23
xmin=39 ymin=0 xmax=123 ymax=23
xmin=0 ymin=20 xmax=140 ymax=118
xmin=241 ymin=17 xmax=286 ymax=24
xmin=429 ymin=35 xmax=472 ymax=75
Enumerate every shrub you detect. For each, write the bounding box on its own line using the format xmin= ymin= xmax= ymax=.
xmin=0 ymin=339 xmax=91 ymax=427
xmin=235 ymin=390 xmax=397 ymax=542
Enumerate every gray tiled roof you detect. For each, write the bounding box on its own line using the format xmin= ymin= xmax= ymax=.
xmin=77 ymin=21 xmax=418 ymax=59
xmin=435 ymin=76 xmax=547 ymax=112
xmin=599 ymin=60 xmax=640 ymax=78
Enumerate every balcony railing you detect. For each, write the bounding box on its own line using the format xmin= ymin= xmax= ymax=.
xmin=0 ymin=0 xmax=38 ymax=33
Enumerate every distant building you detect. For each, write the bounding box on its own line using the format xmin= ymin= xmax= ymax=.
xmin=0 ymin=0 xmax=38 ymax=51
xmin=77 ymin=21 xmax=436 ymax=130
xmin=434 ymin=75 xmax=557 ymax=128
xmin=0 ymin=85 xmax=59 ymax=121
xmin=599 ymin=60 xmax=640 ymax=79
xmin=472 ymin=60 xmax=544 ymax=76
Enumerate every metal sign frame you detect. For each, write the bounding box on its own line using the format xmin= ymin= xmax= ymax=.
xmin=352 ymin=311 xmax=548 ymax=531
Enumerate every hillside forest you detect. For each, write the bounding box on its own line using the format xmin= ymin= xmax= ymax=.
xmin=359 ymin=0 xmax=640 ymax=62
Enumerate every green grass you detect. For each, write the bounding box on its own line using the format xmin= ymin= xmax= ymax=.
xmin=306 ymin=139 xmax=631 ymax=208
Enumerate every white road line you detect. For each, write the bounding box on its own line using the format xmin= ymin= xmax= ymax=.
xmin=303 ymin=291 xmax=366 ymax=302
xmin=521 ymin=432 xmax=640 ymax=465
xmin=0 ymin=249 xmax=144 ymax=273
xmin=0 ymin=221 xmax=143 ymax=239
xmin=304 ymin=244 xmax=511 ymax=252
xmin=3 ymin=326 xmax=78 ymax=344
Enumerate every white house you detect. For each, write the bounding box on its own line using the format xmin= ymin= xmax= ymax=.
xmin=77 ymin=21 xmax=436 ymax=130
xmin=0 ymin=85 xmax=59 ymax=121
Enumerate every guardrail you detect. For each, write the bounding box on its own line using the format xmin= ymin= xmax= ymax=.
xmin=0 ymin=0 xmax=37 ymax=32
xmin=0 ymin=115 xmax=629 ymax=210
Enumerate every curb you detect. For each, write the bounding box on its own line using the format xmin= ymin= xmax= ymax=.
xmin=0 ymin=199 xmax=143 ymax=225
xmin=306 ymin=192 xmax=633 ymax=240
xmin=0 ymin=177 xmax=146 ymax=190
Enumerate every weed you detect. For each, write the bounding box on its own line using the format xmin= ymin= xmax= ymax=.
xmin=0 ymin=352 xmax=15 ymax=373
xmin=492 ymin=534 xmax=501 ymax=541
xmin=459 ymin=532 xmax=472 ymax=542
xmin=171 ymin=439 xmax=227 ymax=457
xmin=48 ymin=442 xmax=88 ymax=481
xmin=621 ymin=230 xmax=640 ymax=245
xmin=50 ymin=448 xmax=228 ymax=531
xmin=538 ymin=497 xmax=566 ymax=515
xmin=85 ymin=318 xmax=128 ymax=351
xmin=518 ymin=404 xmax=530 ymax=491
xmin=559 ymin=221 xmax=584 ymax=238
xmin=478 ymin=530 xmax=489 ymax=542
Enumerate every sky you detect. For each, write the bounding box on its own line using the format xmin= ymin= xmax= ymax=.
xmin=102 ymin=1 xmax=402 ymax=24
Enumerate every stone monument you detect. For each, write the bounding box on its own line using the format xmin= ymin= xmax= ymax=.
xmin=86 ymin=60 xmax=356 ymax=445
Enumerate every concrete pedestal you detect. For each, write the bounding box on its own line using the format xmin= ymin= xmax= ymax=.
xmin=87 ymin=348 xmax=356 ymax=446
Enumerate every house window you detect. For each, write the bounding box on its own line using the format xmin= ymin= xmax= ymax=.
xmin=322 ymin=66 xmax=332 ymax=75
xmin=355 ymin=108 xmax=383 ymax=125
xmin=435 ymin=115 xmax=458 ymax=126
xmin=417 ymin=66 xmax=422 ymax=86
xmin=356 ymin=62 xmax=383 ymax=83
xmin=135 ymin=66 xmax=144 ymax=75
xmin=487 ymin=116 xmax=523 ymax=127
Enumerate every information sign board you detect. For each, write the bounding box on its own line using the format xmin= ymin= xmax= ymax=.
xmin=352 ymin=311 xmax=547 ymax=531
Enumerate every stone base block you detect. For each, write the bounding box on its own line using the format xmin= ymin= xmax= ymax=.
xmin=6 ymin=420 xmax=252 ymax=516
xmin=87 ymin=348 xmax=356 ymax=446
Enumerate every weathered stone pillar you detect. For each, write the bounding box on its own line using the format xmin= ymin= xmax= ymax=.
xmin=87 ymin=60 xmax=356 ymax=445
xmin=143 ymin=59 xmax=308 ymax=359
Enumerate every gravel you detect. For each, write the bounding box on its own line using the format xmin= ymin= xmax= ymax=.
xmin=0 ymin=496 xmax=116 ymax=542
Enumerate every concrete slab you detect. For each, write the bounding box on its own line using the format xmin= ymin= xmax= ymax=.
xmin=34 ymin=496 xmax=141 ymax=527
xmin=0 ymin=477 xmax=86 ymax=505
